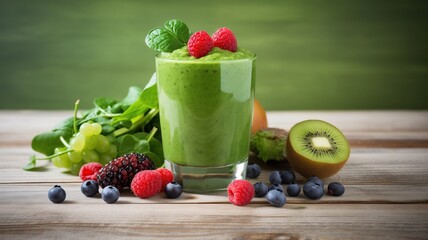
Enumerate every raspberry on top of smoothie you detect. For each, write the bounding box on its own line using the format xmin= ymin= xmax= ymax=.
xmin=146 ymin=19 xmax=254 ymax=59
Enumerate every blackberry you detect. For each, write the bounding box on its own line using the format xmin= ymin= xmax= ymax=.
xmin=97 ymin=153 xmax=155 ymax=190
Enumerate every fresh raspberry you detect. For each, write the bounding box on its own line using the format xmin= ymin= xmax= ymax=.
xmin=212 ymin=27 xmax=237 ymax=52
xmin=79 ymin=162 xmax=103 ymax=181
xmin=227 ymin=180 xmax=254 ymax=206
xmin=187 ymin=31 xmax=213 ymax=58
xmin=131 ymin=170 xmax=162 ymax=198
xmin=156 ymin=168 xmax=174 ymax=190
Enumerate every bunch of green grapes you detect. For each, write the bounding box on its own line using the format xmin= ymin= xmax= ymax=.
xmin=51 ymin=122 xmax=117 ymax=175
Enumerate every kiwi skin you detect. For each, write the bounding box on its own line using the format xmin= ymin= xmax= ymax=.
xmin=285 ymin=120 xmax=350 ymax=179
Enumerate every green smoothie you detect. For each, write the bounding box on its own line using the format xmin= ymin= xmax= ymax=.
xmin=156 ymin=46 xmax=255 ymax=192
xmin=156 ymin=47 xmax=255 ymax=168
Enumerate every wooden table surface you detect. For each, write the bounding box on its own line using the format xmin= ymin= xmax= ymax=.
xmin=1 ymin=110 xmax=428 ymax=240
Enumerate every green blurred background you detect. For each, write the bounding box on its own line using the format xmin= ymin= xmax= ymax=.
xmin=1 ymin=0 xmax=427 ymax=110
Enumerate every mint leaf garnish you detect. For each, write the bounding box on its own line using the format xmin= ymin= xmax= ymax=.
xmin=164 ymin=19 xmax=191 ymax=43
xmin=145 ymin=19 xmax=190 ymax=52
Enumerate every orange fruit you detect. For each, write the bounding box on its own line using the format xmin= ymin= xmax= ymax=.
xmin=252 ymin=99 xmax=268 ymax=133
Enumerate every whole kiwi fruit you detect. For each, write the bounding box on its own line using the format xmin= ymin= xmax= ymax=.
xmin=286 ymin=119 xmax=350 ymax=179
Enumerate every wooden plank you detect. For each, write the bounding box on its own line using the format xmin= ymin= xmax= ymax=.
xmin=0 ymin=202 xmax=427 ymax=240
xmin=0 ymin=111 xmax=428 ymax=240
xmin=1 ymin=182 xmax=427 ymax=205
xmin=267 ymin=111 xmax=428 ymax=132
xmin=2 ymin=147 xmax=427 ymax=186
xmin=256 ymin=148 xmax=428 ymax=185
xmin=1 ymin=111 xmax=428 ymax=147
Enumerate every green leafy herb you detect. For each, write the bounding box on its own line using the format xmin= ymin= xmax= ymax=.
xmin=26 ymin=76 xmax=164 ymax=171
xmin=31 ymin=117 xmax=74 ymax=156
xmin=23 ymin=155 xmax=37 ymax=171
xmin=116 ymin=127 xmax=163 ymax=167
xmin=114 ymin=73 xmax=158 ymax=123
xmin=145 ymin=19 xmax=190 ymax=52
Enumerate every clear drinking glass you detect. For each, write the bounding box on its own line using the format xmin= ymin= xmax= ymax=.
xmin=156 ymin=55 xmax=256 ymax=193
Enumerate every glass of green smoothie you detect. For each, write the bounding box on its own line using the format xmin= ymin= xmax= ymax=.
xmin=156 ymin=47 xmax=256 ymax=193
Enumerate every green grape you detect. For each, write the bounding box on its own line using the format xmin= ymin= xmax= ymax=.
xmin=68 ymin=150 xmax=83 ymax=163
xmin=54 ymin=147 xmax=64 ymax=154
xmin=52 ymin=148 xmax=69 ymax=169
xmin=85 ymin=135 xmax=98 ymax=150
xmin=79 ymin=122 xmax=93 ymax=137
xmin=52 ymin=147 xmax=72 ymax=169
xmin=107 ymin=144 xmax=118 ymax=158
xmin=106 ymin=134 xmax=116 ymax=144
xmin=82 ymin=149 xmax=99 ymax=163
xmin=70 ymin=161 xmax=84 ymax=176
xmin=70 ymin=133 xmax=86 ymax=151
xmin=94 ymin=135 xmax=110 ymax=153
xmin=99 ymin=153 xmax=113 ymax=165
xmin=59 ymin=153 xmax=72 ymax=169
xmin=52 ymin=156 xmax=62 ymax=168
xmin=91 ymin=123 xmax=102 ymax=135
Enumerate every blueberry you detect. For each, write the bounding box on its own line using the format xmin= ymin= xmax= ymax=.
xmin=327 ymin=182 xmax=345 ymax=196
xmin=101 ymin=185 xmax=120 ymax=203
xmin=269 ymin=171 xmax=282 ymax=185
xmin=165 ymin=182 xmax=183 ymax=199
xmin=266 ymin=189 xmax=286 ymax=207
xmin=48 ymin=185 xmax=66 ymax=203
xmin=253 ymin=182 xmax=269 ymax=197
xmin=269 ymin=183 xmax=284 ymax=192
xmin=303 ymin=181 xmax=324 ymax=200
xmin=280 ymin=170 xmax=295 ymax=184
xmin=246 ymin=163 xmax=261 ymax=179
xmin=307 ymin=176 xmax=324 ymax=189
xmin=286 ymin=183 xmax=301 ymax=197
xmin=81 ymin=180 xmax=99 ymax=197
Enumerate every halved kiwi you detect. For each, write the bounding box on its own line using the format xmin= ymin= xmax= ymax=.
xmin=286 ymin=119 xmax=350 ymax=179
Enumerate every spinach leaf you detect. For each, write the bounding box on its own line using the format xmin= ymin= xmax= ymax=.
xmin=139 ymin=73 xmax=158 ymax=109
xmin=117 ymin=135 xmax=140 ymax=156
xmin=115 ymin=73 xmax=158 ymax=122
xmin=134 ymin=139 xmax=150 ymax=153
xmin=94 ymin=97 xmax=117 ymax=110
xmin=143 ymin=151 xmax=163 ymax=168
xmin=133 ymin=132 xmax=164 ymax=161
xmin=116 ymin=127 xmax=164 ymax=166
xmin=31 ymin=117 xmax=74 ymax=156
xmin=119 ymin=86 xmax=142 ymax=111
xmin=145 ymin=19 xmax=190 ymax=52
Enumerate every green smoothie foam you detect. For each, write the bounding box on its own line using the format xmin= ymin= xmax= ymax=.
xmin=156 ymin=46 xmax=255 ymax=167
xmin=159 ymin=46 xmax=255 ymax=61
